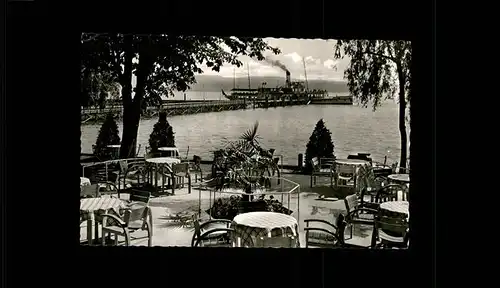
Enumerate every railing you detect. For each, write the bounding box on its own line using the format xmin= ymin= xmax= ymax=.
xmin=162 ymin=100 xmax=246 ymax=109
xmin=81 ymin=157 xmax=146 ymax=179
xmin=194 ymin=175 xmax=301 ymax=226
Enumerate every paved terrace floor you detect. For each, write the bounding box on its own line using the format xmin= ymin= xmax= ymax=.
xmin=80 ymin=175 xmax=383 ymax=248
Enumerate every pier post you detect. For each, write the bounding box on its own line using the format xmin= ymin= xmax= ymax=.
xmin=298 ymin=153 xmax=303 ymax=170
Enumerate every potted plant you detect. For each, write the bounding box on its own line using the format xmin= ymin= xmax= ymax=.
xmin=207 ymin=121 xmax=290 ymax=217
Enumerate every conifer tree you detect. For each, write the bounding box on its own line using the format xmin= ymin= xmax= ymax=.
xmin=149 ymin=111 xmax=175 ymax=152
xmin=93 ymin=113 xmax=121 ymax=159
xmin=304 ymin=119 xmax=335 ymax=172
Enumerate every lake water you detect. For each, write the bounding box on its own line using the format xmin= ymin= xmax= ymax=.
xmin=80 ymin=91 xmax=410 ymax=165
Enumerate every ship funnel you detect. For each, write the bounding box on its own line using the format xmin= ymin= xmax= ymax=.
xmin=285 ymin=71 xmax=291 ymax=88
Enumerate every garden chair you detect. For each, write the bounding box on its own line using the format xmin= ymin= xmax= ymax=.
xmin=335 ymin=164 xmax=357 ymax=194
xmin=101 ymin=201 xmax=153 ymax=246
xmin=310 ymin=157 xmax=335 ymax=187
xmin=189 ymin=155 xmax=203 ymax=183
xmin=374 ymin=184 xmax=405 ymax=203
xmin=304 ymin=213 xmax=365 ymax=248
xmin=358 ymin=165 xmax=388 ymax=204
xmin=165 ymin=162 xmax=191 ymax=194
xmin=343 ymin=194 xmax=379 ymax=240
xmin=191 ymin=218 xmax=234 ymax=247
xmin=255 ymin=235 xmax=297 ymax=248
xmin=372 ymin=215 xmax=410 ymax=249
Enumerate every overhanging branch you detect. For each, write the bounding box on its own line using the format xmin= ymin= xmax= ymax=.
xmin=364 ymin=51 xmax=397 ymax=63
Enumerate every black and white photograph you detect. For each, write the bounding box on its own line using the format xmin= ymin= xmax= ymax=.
xmin=80 ymin=34 xmax=412 ymax=249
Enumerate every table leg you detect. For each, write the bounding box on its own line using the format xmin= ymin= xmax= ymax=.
xmin=95 ymin=220 xmax=99 ymax=245
xmin=87 ymin=219 xmax=93 ymax=245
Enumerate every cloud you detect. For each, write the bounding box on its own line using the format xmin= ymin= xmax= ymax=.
xmin=323 ymin=59 xmax=338 ymax=70
xmin=284 ymin=52 xmax=303 ymax=63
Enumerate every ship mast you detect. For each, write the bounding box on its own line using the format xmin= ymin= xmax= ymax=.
xmin=247 ymin=63 xmax=251 ymax=89
xmin=302 ymin=57 xmax=309 ymax=91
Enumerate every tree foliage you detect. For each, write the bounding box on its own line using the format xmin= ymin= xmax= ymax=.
xmin=148 ymin=111 xmax=175 ymax=152
xmin=81 ymin=34 xmax=280 ymax=158
xmin=304 ymin=119 xmax=335 ymax=173
xmin=334 ymin=40 xmax=411 ymax=168
xmin=93 ymin=113 xmax=121 ymax=160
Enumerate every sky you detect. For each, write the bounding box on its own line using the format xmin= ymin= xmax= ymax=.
xmin=197 ymin=38 xmax=350 ymax=81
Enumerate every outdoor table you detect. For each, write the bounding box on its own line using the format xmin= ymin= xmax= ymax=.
xmin=231 ymin=211 xmax=300 ymax=247
xmin=158 ymin=147 xmax=180 ymax=158
xmin=145 ymin=157 xmax=181 ymax=193
xmin=80 ymin=177 xmax=91 ymax=192
xmin=107 ymin=145 xmax=121 ymax=159
xmin=379 ymin=201 xmax=409 ymax=219
xmin=388 ymin=173 xmax=410 ymax=183
xmin=80 ymin=197 xmax=128 ymax=245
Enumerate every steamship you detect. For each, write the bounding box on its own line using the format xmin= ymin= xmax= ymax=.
xmin=222 ymin=70 xmax=329 ymax=101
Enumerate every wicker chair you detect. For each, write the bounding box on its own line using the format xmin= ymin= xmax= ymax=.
xmin=304 ymin=212 xmax=346 ymax=248
xmin=373 ymin=215 xmax=410 ymax=249
xmin=101 ymin=200 xmax=153 ymax=247
xmin=310 ymin=157 xmax=335 ymax=187
xmin=80 ymin=184 xmax=100 ymax=198
xmin=255 ymin=235 xmax=298 ymax=248
xmin=335 ymin=164 xmax=357 ymax=193
xmin=374 ymin=184 xmax=406 ymax=203
xmin=164 ymin=162 xmax=191 ymax=195
xmin=191 ymin=219 xmax=234 ymax=247
xmin=343 ymin=194 xmax=379 ymax=239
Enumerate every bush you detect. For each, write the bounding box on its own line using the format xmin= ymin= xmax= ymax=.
xmin=148 ymin=111 xmax=175 ymax=152
xmin=304 ymin=119 xmax=335 ymax=173
xmin=93 ymin=113 xmax=121 ymax=160
xmin=206 ymin=195 xmax=293 ymax=220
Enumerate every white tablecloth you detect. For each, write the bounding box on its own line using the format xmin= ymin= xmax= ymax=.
xmin=380 ymin=201 xmax=409 ymax=217
xmin=388 ymin=174 xmax=410 ymax=183
xmin=231 ymin=212 xmax=299 ymax=247
xmin=146 ymin=157 xmax=181 ymax=165
xmin=335 ymin=159 xmax=370 ymax=166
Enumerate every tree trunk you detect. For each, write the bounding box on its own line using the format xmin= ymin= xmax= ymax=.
xmin=397 ymin=65 xmax=408 ymax=169
xmin=119 ymin=35 xmax=137 ymax=159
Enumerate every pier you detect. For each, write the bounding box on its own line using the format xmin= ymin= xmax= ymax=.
xmin=81 ymin=96 xmax=353 ymax=123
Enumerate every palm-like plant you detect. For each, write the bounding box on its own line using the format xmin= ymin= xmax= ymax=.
xmin=211 ymin=121 xmax=280 ymax=201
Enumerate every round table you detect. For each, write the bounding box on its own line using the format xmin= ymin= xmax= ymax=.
xmin=335 ymin=159 xmax=370 ymax=166
xmin=80 ymin=197 xmax=128 ymax=245
xmin=379 ymin=201 xmax=409 ymax=218
xmin=388 ymin=174 xmax=410 ymax=183
xmin=231 ymin=212 xmax=299 ymax=247
xmin=146 ymin=157 xmax=181 ymax=165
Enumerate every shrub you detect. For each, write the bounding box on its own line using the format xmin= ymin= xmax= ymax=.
xmin=148 ymin=111 xmax=175 ymax=152
xmin=93 ymin=113 xmax=120 ymax=160
xmin=304 ymin=119 xmax=335 ymax=173
xmin=206 ymin=195 xmax=293 ymax=220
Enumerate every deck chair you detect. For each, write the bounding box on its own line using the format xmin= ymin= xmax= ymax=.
xmin=373 ymin=215 xmax=410 ymax=249
xmin=255 ymin=235 xmax=297 ymax=248
xmin=101 ymin=201 xmax=153 ymax=246
xmin=191 ymin=218 xmax=234 ymax=247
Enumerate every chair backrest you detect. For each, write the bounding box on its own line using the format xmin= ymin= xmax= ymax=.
xmin=344 ymin=194 xmax=358 ymax=213
xmin=338 ymin=164 xmax=356 ymax=174
xmin=311 ymin=157 xmax=319 ymax=169
xmin=80 ymin=184 xmax=99 ymax=198
xmin=374 ymin=184 xmax=403 ymax=203
xmin=129 ymin=189 xmax=150 ymax=203
xmin=255 ymin=236 xmax=297 ymax=248
xmin=123 ymin=202 xmax=149 ymax=228
xmin=172 ymin=162 xmax=189 ymax=174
